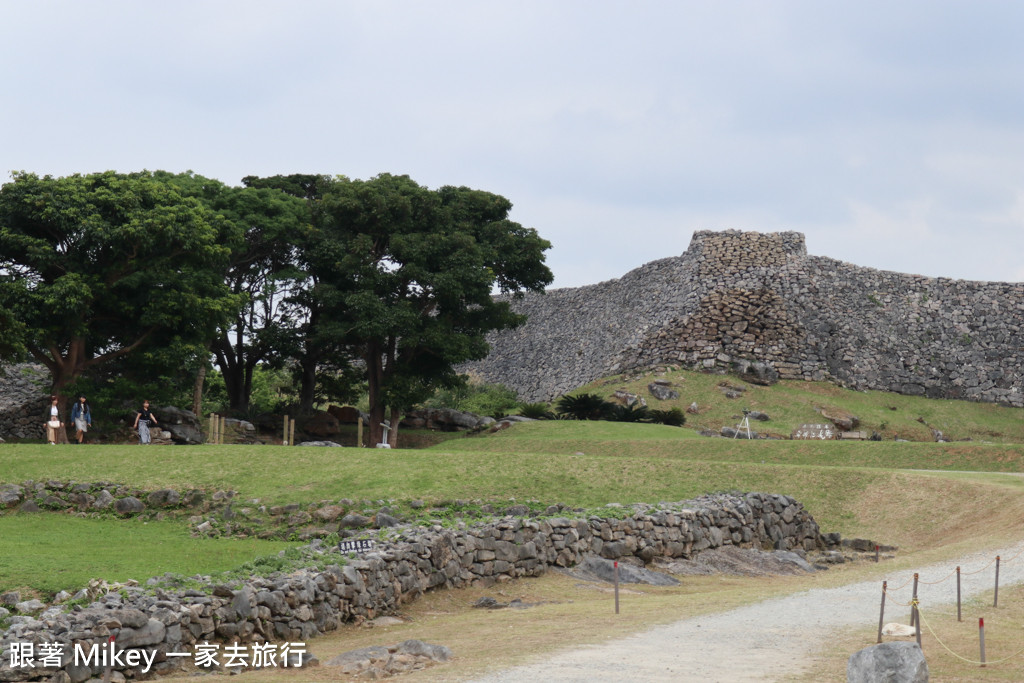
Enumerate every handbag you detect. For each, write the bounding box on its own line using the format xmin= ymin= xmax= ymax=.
xmin=48 ymin=420 xmax=61 ymax=429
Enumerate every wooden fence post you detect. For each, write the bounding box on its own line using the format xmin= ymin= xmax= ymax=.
xmin=876 ymin=581 xmax=886 ymax=643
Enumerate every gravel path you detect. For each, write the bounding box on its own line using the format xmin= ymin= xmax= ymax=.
xmin=470 ymin=539 xmax=1024 ymax=682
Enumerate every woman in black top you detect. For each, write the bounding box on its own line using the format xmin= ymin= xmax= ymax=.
xmin=133 ymin=400 xmax=159 ymax=444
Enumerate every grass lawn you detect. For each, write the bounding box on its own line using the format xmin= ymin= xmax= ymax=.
xmin=3 ymin=430 xmax=1024 ymax=597
xmin=0 ymin=514 xmax=295 ymax=596
xmin=2 ymin=369 xmax=1023 ymax=680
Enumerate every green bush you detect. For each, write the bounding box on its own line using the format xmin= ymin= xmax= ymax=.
xmin=650 ymin=407 xmax=686 ymax=427
xmin=556 ymin=393 xmax=615 ymax=421
xmin=610 ymin=403 xmax=651 ymax=422
xmin=518 ymin=402 xmax=554 ymax=420
xmin=421 ymin=377 xmax=521 ymax=419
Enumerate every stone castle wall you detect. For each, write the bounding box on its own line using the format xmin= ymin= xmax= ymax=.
xmin=467 ymin=230 xmax=1024 ymax=406
xmin=0 ymin=364 xmax=50 ymax=441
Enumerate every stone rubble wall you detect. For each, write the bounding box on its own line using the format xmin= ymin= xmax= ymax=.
xmin=466 ymin=230 xmax=1024 ymax=406
xmin=0 ymin=492 xmax=826 ymax=682
xmin=0 ymin=365 xmax=50 ymax=441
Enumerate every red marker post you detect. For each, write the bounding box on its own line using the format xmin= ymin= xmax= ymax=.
xmin=103 ymin=634 xmax=115 ymax=683
xmin=979 ymin=618 xmax=986 ymax=667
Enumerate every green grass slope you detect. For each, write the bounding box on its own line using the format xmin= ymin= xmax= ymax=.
xmin=556 ymin=367 xmax=1024 ymax=443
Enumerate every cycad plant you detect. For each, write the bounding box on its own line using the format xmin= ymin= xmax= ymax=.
xmin=556 ymin=393 xmax=615 ymax=420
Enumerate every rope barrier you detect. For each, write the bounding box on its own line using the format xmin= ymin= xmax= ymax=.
xmin=959 ymin=556 xmax=997 ymax=576
xmin=884 ymin=548 xmax=1010 ymax=588
xmin=883 ymin=576 xmax=914 ymax=593
xmin=918 ymin=567 xmax=958 ymax=585
xmin=917 ymin=607 xmax=1024 ymax=665
xmin=1000 ymin=544 xmax=1024 ymax=564
xmin=881 ymin=587 xmax=913 ymax=608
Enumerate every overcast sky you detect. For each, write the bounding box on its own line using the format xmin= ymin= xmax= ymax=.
xmin=2 ymin=1 xmax=1022 ymax=288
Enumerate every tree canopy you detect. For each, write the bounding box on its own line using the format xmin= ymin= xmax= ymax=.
xmin=308 ymin=174 xmax=553 ymax=444
xmin=0 ymin=170 xmax=552 ymax=443
xmin=0 ymin=171 xmax=244 ymax=407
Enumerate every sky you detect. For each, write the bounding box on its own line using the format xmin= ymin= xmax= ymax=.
xmin=2 ymin=1 xmax=1022 ymax=288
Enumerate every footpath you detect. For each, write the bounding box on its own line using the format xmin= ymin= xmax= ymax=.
xmin=470 ymin=539 xmax=1024 ymax=682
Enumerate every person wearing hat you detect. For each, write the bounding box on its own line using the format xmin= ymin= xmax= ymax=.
xmin=70 ymin=395 xmax=92 ymax=444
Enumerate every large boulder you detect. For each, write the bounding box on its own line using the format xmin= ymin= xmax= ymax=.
xmin=735 ymin=360 xmax=779 ymax=386
xmin=300 ymin=410 xmax=341 ymax=437
xmin=158 ymin=406 xmax=204 ymax=444
xmin=327 ymin=405 xmax=366 ymax=424
xmin=821 ymin=408 xmax=860 ymax=432
xmin=576 ymin=555 xmax=679 ymax=586
xmin=647 ymin=381 xmax=680 ymax=401
xmin=847 ymin=642 xmax=928 ymax=683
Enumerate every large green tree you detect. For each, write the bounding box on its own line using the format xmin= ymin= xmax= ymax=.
xmin=158 ymin=172 xmax=313 ymax=413
xmin=311 ymin=174 xmax=553 ymax=445
xmin=239 ymin=174 xmax=353 ymax=413
xmin=0 ymin=171 xmax=244 ymax=412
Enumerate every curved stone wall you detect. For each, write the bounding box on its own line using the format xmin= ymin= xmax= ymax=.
xmin=467 ymin=230 xmax=1024 ymax=406
xmin=0 ymin=492 xmax=826 ymax=681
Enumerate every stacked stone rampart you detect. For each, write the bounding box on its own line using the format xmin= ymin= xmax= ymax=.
xmin=467 ymin=230 xmax=1024 ymax=405
xmin=0 ymin=364 xmax=49 ymax=440
xmin=1 ymin=492 xmax=825 ymax=681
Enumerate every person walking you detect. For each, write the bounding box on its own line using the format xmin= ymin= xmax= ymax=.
xmin=44 ymin=396 xmax=64 ymax=444
xmin=133 ymin=400 xmax=159 ymax=444
xmin=70 ymin=395 xmax=92 ymax=444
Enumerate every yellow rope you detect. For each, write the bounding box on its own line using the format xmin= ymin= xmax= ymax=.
xmin=959 ymin=556 xmax=997 ymax=576
xmin=918 ymin=567 xmax=958 ymax=585
xmin=918 ymin=607 xmax=1024 ymax=665
xmin=884 ymin=576 xmax=914 ymax=592
xmin=882 ymin=590 xmax=914 ymax=608
xmin=1001 ymin=546 xmax=1024 ymax=563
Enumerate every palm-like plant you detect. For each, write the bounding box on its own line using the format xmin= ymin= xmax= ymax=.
xmin=650 ymin=407 xmax=686 ymax=427
xmin=517 ymin=402 xmax=554 ymax=420
xmin=556 ymin=393 xmax=615 ymax=420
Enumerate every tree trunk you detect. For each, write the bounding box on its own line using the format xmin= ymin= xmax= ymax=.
xmin=365 ymin=342 xmax=386 ymax=444
xmin=192 ymin=363 xmax=207 ymax=417
xmin=49 ymin=369 xmax=74 ymax=445
xmin=298 ymin=357 xmax=317 ymax=415
xmin=387 ymin=406 xmax=400 ymax=448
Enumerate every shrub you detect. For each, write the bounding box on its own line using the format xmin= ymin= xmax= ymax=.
xmin=518 ymin=402 xmax=554 ymax=420
xmin=556 ymin=393 xmax=615 ymax=421
xmin=650 ymin=407 xmax=686 ymax=427
xmin=422 ymin=377 xmax=521 ymax=419
xmin=610 ymin=403 xmax=651 ymax=422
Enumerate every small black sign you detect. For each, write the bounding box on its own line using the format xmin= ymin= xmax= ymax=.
xmin=338 ymin=539 xmax=375 ymax=553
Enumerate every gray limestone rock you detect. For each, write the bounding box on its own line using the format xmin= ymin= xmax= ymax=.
xmin=648 ymin=382 xmax=680 ymax=401
xmin=847 ymin=642 xmax=928 ymax=683
xmin=91 ymin=489 xmax=115 ymax=509
xmin=114 ymin=496 xmax=145 ymax=515
xmin=339 ymin=513 xmax=371 ymax=529
xmin=576 ymin=555 xmax=680 ymax=586
xmin=158 ymin=405 xmax=205 ymax=444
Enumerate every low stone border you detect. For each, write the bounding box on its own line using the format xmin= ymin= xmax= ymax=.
xmin=1 ymin=492 xmax=837 ymax=682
